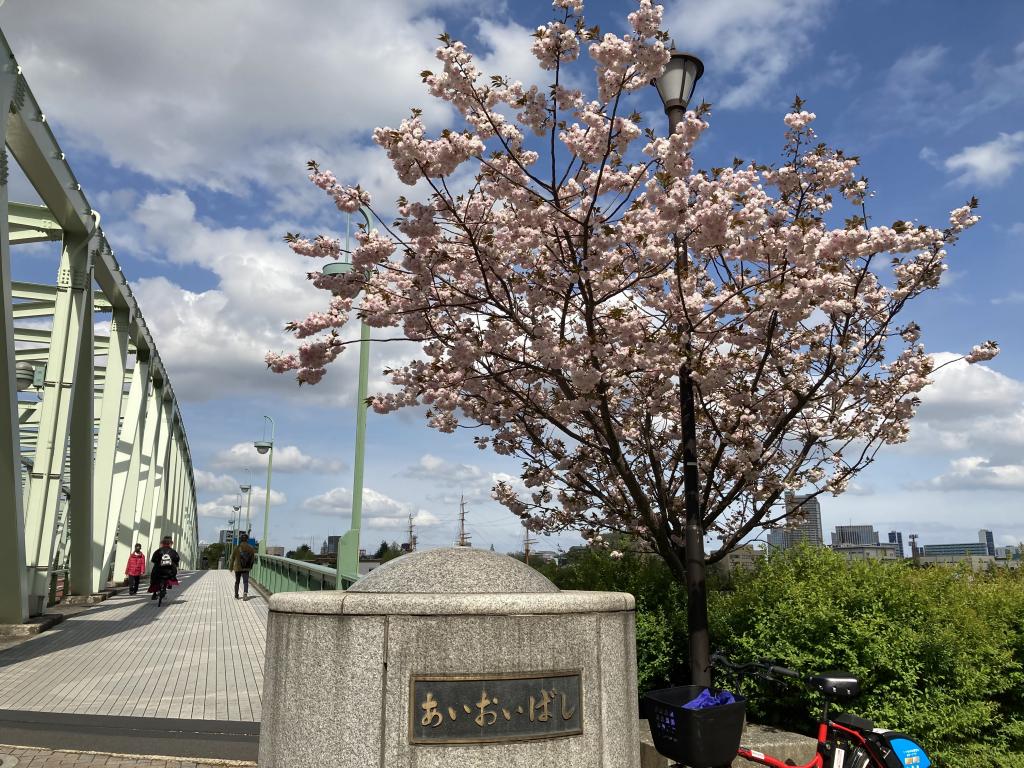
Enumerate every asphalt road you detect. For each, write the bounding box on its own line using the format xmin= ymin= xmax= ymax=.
xmin=0 ymin=710 xmax=259 ymax=761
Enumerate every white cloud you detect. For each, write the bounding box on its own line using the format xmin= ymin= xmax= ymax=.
xmin=303 ymin=485 xmax=441 ymax=529
xmin=944 ymin=131 xmax=1024 ymax=186
xmin=212 ymin=442 xmax=344 ymax=474
xmin=194 ymin=470 xmax=243 ymax=495
xmin=400 ymin=454 xmax=528 ymax=507
xmin=662 ymin=0 xmax=834 ymax=108
xmin=992 ymin=291 xmax=1024 ymax=305
xmin=124 ymin=190 xmax=422 ymax=405
xmin=198 ymin=487 xmax=285 ymax=519
xmin=0 ymin=1 xmax=467 ymax=192
xmin=926 ymin=456 xmax=1024 ymax=491
xmin=902 ymin=355 xmax=1024 ymax=465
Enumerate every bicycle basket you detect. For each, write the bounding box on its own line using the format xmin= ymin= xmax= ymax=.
xmin=643 ymin=685 xmax=746 ymax=768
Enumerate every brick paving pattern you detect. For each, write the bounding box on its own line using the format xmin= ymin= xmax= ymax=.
xmin=0 ymin=571 xmax=267 ymax=721
xmin=0 ymin=745 xmax=254 ymax=768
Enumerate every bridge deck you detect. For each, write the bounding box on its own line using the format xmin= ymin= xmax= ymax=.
xmin=0 ymin=571 xmax=267 ymax=721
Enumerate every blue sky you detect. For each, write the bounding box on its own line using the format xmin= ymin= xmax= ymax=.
xmin=3 ymin=0 xmax=1022 ymax=555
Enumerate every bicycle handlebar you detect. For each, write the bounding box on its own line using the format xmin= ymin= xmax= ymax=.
xmin=711 ymin=653 xmax=801 ymax=682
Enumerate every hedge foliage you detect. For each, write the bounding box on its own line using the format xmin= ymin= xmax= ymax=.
xmin=539 ymin=545 xmax=1024 ymax=768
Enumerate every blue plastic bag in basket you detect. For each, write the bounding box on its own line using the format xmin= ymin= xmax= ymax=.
xmin=682 ymin=688 xmax=737 ymax=710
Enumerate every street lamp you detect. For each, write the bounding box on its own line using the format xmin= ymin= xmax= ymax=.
xmin=652 ymin=49 xmax=704 ymax=126
xmin=652 ymin=49 xmax=710 ymax=688
xmin=15 ymin=362 xmax=35 ymax=391
xmin=254 ymin=415 xmax=274 ymax=556
xmin=240 ymin=467 xmax=252 ymax=536
xmin=226 ymin=516 xmax=236 ymax=567
xmin=324 ymin=208 xmax=373 ymax=586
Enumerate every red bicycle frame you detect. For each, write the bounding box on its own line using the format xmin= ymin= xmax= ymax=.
xmin=736 ymin=719 xmax=885 ymax=767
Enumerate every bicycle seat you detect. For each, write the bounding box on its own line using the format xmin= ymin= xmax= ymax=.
xmin=808 ymin=672 xmax=860 ymax=698
xmin=833 ymin=712 xmax=875 ymax=731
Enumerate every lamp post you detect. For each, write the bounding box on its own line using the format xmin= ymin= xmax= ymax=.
xmin=240 ymin=468 xmax=252 ymax=537
xmin=254 ymin=416 xmax=275 ymax=556
xmin=226 ymin=516 xmax=236 ymax=567
xmin=323 ymin=208 xmax=372 ymax=585
xmin=230 ymin=501 xmax=241 ymax=563
xmin=653 ymin=49 xmax=710 ymax=687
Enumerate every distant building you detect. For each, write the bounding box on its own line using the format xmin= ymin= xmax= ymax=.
xmin=217 ymin=529 xmax=234 ymax=545
xmin=717 ymin=544 xmax=763 ymax=572
xmin=888 ymin=531 xmax=905 ymax=558
xmin=831 ymin=525 xmax=879 ymax=548
xmin=833 ymin=543 xmax=902 ymax=562
xmin=266 ymin=546 xmax=285 ymax=556
xmin=321 ymin=535 xmax=341 ymax=556
xmin=767 ymin=493 xmax=824 ymax=551
xmin=921 ymin=542 xmax=989 ymax=558
xmin=979 ymin=529 xmax=995 ymax=557
xmin=918 ymin=554 xmax=996 ymax=571
xmin=531 ymin=550 xmax=559 ymax=563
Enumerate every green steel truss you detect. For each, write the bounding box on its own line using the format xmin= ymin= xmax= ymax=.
xmin=0 ymin=27 xmax=199 ymax=623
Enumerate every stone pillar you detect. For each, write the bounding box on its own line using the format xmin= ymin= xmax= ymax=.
xmin=259 ymin=548 xmax=640 ymax=768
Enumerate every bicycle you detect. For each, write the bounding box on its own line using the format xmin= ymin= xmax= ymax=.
xmin=153 ymin=576 xmax=168 ymax=606
xmin=709 ymin=653 xmax=932 ymax=768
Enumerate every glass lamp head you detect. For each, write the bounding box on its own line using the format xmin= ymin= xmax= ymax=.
xmin=254 ymin=440 xmax=272 ymax=455
xmin=15 ymin=361 xmax=35 ymax=391
xmin=654 ymin=51 xmax=704 ymax=110
xmin=322 ymin=261 xmax=353 ymax=276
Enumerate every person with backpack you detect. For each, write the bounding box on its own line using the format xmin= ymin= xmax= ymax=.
xmin=125 ymin=543 xmax=147 ymax=594
xmin=230 ymin=532 xmax=257 ymax=600
xmin=149 ymin=536 xmax=180 ymax=599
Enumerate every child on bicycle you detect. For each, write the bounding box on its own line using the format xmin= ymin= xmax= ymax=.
xmin=148 ymin=536 xmax=180 ymax=599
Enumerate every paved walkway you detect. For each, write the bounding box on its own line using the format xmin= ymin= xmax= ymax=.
xmin=0 ymin=572 xmax=267 ymax=721
xmin=0 ymin=744 xmax=253 ymax=768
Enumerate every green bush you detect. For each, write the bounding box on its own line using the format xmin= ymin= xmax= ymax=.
xmin=535 ymin=544 xmax=1024 ymax=767
xmin=711 ymin=546 xmax=1024 ymax=767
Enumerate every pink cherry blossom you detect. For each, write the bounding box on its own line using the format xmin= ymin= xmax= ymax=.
xmin=268 ymin=1 xmax=995 ymax=618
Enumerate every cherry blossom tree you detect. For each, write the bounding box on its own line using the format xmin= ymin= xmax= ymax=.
xmin=268 ymin=0 xmax=997 ymax=684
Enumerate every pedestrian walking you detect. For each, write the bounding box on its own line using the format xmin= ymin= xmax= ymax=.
xmin=230 ymin=532 xmax=257 ymax=600
xmin=125 ymin=543 xmax=147 ymax=594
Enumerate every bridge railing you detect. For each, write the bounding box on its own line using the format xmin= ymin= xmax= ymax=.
xmin=251 ymin=555 xmax=359 ymax=595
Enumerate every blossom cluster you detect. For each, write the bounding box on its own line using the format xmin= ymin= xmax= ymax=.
xmin=268 ymin=0 xmax=994 ymax=571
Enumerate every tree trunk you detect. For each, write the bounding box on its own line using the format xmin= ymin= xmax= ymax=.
xmin=680 ymin=369 xmax=711 ymax=687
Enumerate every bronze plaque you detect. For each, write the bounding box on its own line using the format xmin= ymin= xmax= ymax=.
xmin=409 ymin=671 xmax=583 ymax=744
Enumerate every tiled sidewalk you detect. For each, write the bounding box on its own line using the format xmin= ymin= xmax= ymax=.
xmin=0 ymin=745 xmax=253 ymax=768
xmin=0 ymin=571 xmax=267 ymax=721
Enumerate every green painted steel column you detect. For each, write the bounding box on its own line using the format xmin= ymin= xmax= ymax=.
xmin=148 ymin=397 xmax=175 ymax=550
xmin=337 ymin=318 xmax=371 ymax=582
xmin=67 ymin=257 xmax=95 ymax=597
xmin=0 ymin=64 xmax=30 ymax=623
xmin=111 ymin=355 xmax=150 ymax=576
xmin=90 ymin=308 xmax=129 ymax=593
xmin=259 ymin=445 xmax=273 ymax=556
xmin=134 ymin=383 xmax=165 ymax=557
xmin=23 ymin=237 xmax=92 ymax=614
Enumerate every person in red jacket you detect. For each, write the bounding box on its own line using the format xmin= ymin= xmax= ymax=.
xmin=125 ymin=543 xmax=147 ymax=595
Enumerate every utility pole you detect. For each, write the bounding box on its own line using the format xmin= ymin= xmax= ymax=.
xmin=407 ymin=513 xmax=417 ymax=552
xmin=523 ymin=522 xmax=537 ymax=566
xmin=909 ymin=533 xmax=920 ymax=564
xmin=456 ymin=495 xmax=471 ymax=547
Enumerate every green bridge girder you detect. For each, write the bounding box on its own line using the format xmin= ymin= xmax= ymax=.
xmin=0 ymin=27 xmax=199 ymax=623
